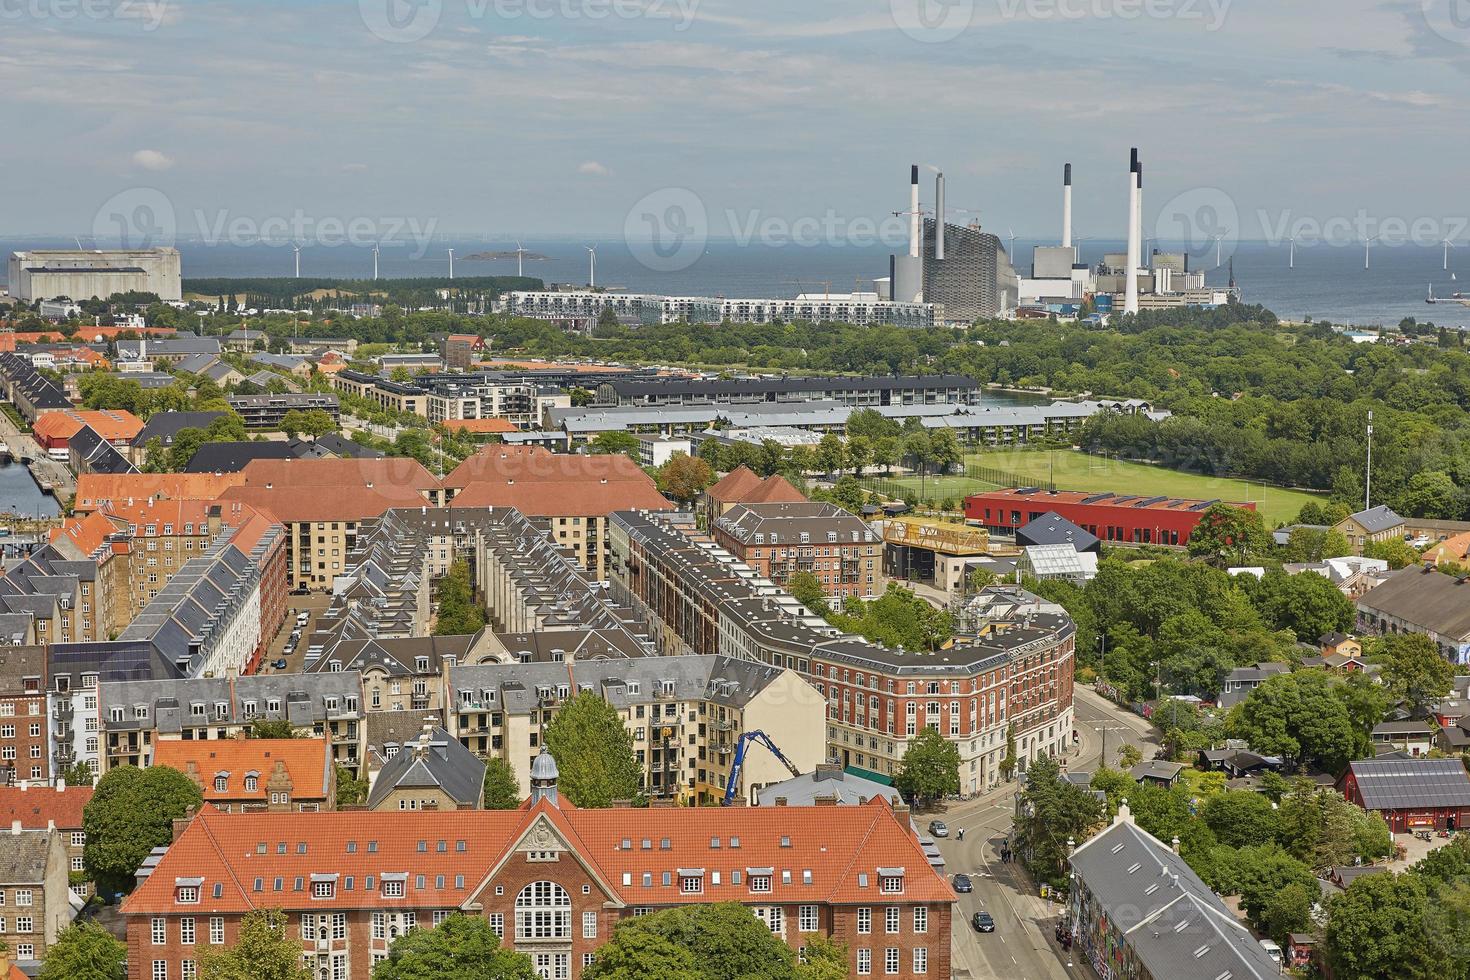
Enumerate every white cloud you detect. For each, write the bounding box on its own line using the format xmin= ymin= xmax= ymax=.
xmin=341 ymin=162 xmax=369 ymax=173
xmin=578 ymin=161 xmax=611 ymax=176
xmin=132 ymin=149 xmax=174 ymax=171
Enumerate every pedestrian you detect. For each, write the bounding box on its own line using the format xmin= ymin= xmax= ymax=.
xmin=957 ymin=827 xmax=964 ymax=841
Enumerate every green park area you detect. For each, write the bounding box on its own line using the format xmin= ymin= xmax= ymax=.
xmin=879 ymin=449 xmax=1324 ymax=526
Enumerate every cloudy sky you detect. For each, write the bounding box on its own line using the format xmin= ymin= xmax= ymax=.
xmin=1 ymin=0 xmax=1465 ymax=242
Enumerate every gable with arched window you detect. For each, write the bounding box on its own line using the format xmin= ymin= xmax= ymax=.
xmin=514 ymin=880 xmax=570 ymax=941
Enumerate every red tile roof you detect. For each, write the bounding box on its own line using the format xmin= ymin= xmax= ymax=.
xmin=74 ymin=473 xmax=247 ymax=511
xmin=152 ymin=738 xmax=333 ymax=804
xmin=32 ymin=409 xmax=144 ymax=444
xmin=49 ymin=511 xmax=129 ymax=559
xmin=445 ymin=446 xmax=672 ymax=517
xmin=121 ymin=796 xmax=950 ymax=917
xmin=216 ymin=458 xmax=440 ymax=523
xmin=706 ymin=465 xmax=763 ymax=503
xmin=745 ymin=474 xmax=807 ymax=504
xmin=0 ymin=784 xmax=93 ymax=830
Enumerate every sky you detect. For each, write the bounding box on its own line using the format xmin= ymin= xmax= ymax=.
xmin=0 ymin=0 xmax=1466 ymax=246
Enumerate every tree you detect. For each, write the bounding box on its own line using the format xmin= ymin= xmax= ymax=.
xmin=544 ymin=692 xmax=642 ymax=808
xmin=658 ymin=453 xmax=714 ymax=506
xmin=1251 ymin=568 xmax=1354 ymax=641
xmin=249 ymin=719 xmax=296 ymax=739
xmin=37 ymin=921 xmax=127 ymax=980
xmin=482 ymin=756 xmax=522 ymax=810
xmin=58 ymin=759 xmax=96 ymax=787
xmin=846 ymin=435 xmax=872 ymax=476
xmin=83 ymin=765 xmax=203 ymax=896
xmin=335 ymin=764 xmax=367 ymax=807
xmin=590 ymin=431 xmax=640 ymax=458
xmin=1364 ymin=536 xmax=1422 ymax=569
xmin=295 ymin=408 xmax=338 ymax=439
xmin=787 ymin=570 xmax=828 ymax=614
xmin=1015 ymin=754 xmax=1105 ymax=888
xmin=1394 ymin=470 xmax=1460 ymax=519
xmin=815 ymin=433 xmax=845 ymax=475
xmin=871 ymin=436 xmax=899 ymax=474
xmin=279 ymin=409 xmax=306 ymax=440
xmin=434 ymin=559 xmax=486 ymax=636
xmin=584 ymin=903 xmax=805 ymax=980
xmin=1262 ymin=882 xmax=1314 ymax=948
xmin=1200 ymin=790 xmax=1282 ymax=849
xmin=1232 ymin=844 xmax=1318 ymax=930
xmin=1187 ymin=504 xmax=1269 ymax=566
xmin=928 ymin=428 xmax=962 ymax=474
xmin=795 ymin=935 xmax=851 ymax=980
xmin=371 ymin=914 xmax=537 ymax=980
xmin=1381 ymin=632 xmax=1454 ymax=719
xmin=199 ymin=908 xmax=312 ymax=980
xmin=1229 ymin=670 xmax=1369 ymax=772
xmin=1326 ymin=872 xmax=1455 ymax=980
xmin=966 ymin=567 xmax=997 ymax=593
xmin=894 ymin=727 xmax=960 ymax=806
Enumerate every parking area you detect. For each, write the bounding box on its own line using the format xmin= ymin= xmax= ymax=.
xmin=259 ymin=591 xmax=334 ymax=674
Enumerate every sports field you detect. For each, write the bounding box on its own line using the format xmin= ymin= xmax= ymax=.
xmin=880 ymin=449 xmax=1324 ymax=526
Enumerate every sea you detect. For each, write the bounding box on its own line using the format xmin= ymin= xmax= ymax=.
xmin=3 ymin=237 xmax=1467 ymax=329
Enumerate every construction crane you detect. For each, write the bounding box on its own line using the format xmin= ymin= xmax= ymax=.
xmin=722 ymin=730 xmax=802 ymax=807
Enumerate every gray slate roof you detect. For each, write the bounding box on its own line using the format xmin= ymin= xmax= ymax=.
xmin=1070 ymin=813 xmax=1283 ymax=980
xmin=1017 ymin=511 xmax=1100 ymax=551
xmin=1346 ymin=757 xmax=1470 ymax=810
xmin=366 ymin=726 xmax=485 ymax=809
xmin=1348 ymin=504 xmax=1405 ymax=534
xmin=1358 ymin=566 xmax=1470 ymax=642
xmin=0 ymin=830 xmax=53 ymax=884
xmin=756 ymin=766 xmax=901 ymax=807
xmin=132 ymin=411 xmax=228 ymax=447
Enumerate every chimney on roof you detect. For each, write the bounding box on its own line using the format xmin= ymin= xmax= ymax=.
xmin=56 ymin=778 xmax=65 ymax=792
xmin=173 ymin=806 xmax=196 ymax=843
xmin=1171 ymin=836 xmax=1181 ymax=854
xmin=9 ymin=821 xmax=19 ymax=836
xmin=774 ymin=797 xmax=787 ymax=807
xmin=17 ymin=781 xmax=25 ymax=792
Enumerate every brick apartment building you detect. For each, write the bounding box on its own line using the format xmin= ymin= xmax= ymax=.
xmin=152 ymin=737 xmax=336 ymax=814
xmin=122 ymin=755 xmax=953 ymax=980
xmin=711 ymin=501 xmax=884 ymax=600
xmin=0 ymin=648 xmax=48 ymax=789
xmin=0 ymin=827 xmax=72 ymax=964
xmin=0 ymin=783 xmax=93 ymax=898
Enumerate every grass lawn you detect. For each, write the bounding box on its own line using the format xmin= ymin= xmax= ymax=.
xmin=878 ymin=450 xmax=1326 ymax=526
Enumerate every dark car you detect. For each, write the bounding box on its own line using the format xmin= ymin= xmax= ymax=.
xmin=971 ymin=911 xmax=995 ymax=933
xmin=928 ymin=820 xmax=948 ymax=838
xmin=272 ymin=659 xmax=288 ymax=670
xmin=952 ymin=874 xmax=972 ymax=894
xmin=290 ymin=586 xmax=310 ymax=596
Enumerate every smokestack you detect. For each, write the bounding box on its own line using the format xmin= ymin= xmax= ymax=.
xmin=935 ymin=171 xmax=946 ymax=261
xmin=1125 ymin=149 xmax=1141 ymax=315
xmin=1062 ymin=163 xmax=1073 ymax=249
xmin=1136 ymin=160 xmax=1146 ymax=269
xmin=909 ymin=164 xmax=921 ymax=259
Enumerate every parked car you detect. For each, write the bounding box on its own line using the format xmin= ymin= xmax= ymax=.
xmin=290 ymin=586 xmax=310 ymax=596
xmin=971 ymin=911 xmax=995 ymax=933
xmin=272 ymin=659 xmax=287 ymax=670
xmin=952 ymin=874 xmax=972 ymax=894
xmin=928 ymin=820 xmax=948 ymax=838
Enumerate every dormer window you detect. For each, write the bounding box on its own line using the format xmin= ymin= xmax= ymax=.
xmin=244 ymin=774 xmax=259 ymax=792
xmin=214 ymin=774 xmax=228 ymax=793
xmin=312 ymin=879 xmax=335 ymax=900
xmin=878 ymin=869 xmax=905 ymax=894
xmin=382 ymin=877 xmax=406 ymax=898
xmin=679 ymin=871 xmax=704 ymax=895
xmin=175 ymin=878 xmax=203 ymax=904
xmin=415 ymin=657 xmax=429 ymax=673
xmin=748 ymin=870 xmax=773 ymax=893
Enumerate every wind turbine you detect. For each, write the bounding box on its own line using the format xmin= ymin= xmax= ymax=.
xmin=1364 ymin=235 xmax=1378 ymax=270
xmin=1212 ymin=233 xmax=1229 ymax=270
xmin=372 ymin=244 xmax=380 ymax=281
xmin=293 ymin=243 xmax=301 ymax=278
xmin=586 ymin=245 xmax=597 ymax=288
xmin=1287 ymin=236 xmax=1296 ymax=270
xmin=1444 ymin=239 xmax=1456 ymax=271
xmin=447 ymin=248 xmax=455 ymax=280
xmin=515 ymin=240 xmax=527 ymax=277
xmin=1007 ymin=229 xmax=1016 ymax=259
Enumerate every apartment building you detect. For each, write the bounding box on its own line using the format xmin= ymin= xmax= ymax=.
xmin=0 ymin=649 xmax=48 ymax=788
xmin=99 ymin=672 xmax=366 ymax=776
xmin=152 ymin=737 xmax=336 ymax=813
xmin=122 ymin=763 xmax=953 ymax=980
xmin=0 ymin=545 xmax=108 ymax=647
xmin=332 ymin=371 xmax=429 ymax=416
xmin=451 ymin=653 xmax=823 ymax=805
xmin=610 ymin=511 xmax=1076 ymax=792
xmin=596 ymin=373 xmax=980 ymax=408
xmin=712 ymin=501 xmax=884 ymax=599
xmin=444 ymin=446 xmax=671 ymax=579
xmin=308 ymin=634 xmax=483 ymax=714
xmin=442 ymin=334 xmax=483 ymax=371
xmin=365 ymin=723 xmax=485 ymax=812
xmin=702 ymin=465 xmax=806 ymax=528
xmin=0 ymin=784 xmax=92 ymax=898
xmin=217 ymin=458 xmax=443 ymax=588
xmin=0 ymin=828 xmax=72 ymax=963
xmin=226 ymin=393 xmax=341 ymax=429
xmin=48 ymin=641 xmax=186 ymax=780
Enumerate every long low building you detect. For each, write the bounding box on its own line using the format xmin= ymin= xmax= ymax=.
xmin=965 ymin=487 xmax=1254 ymax=546
xmin=7 ymin=247 xmax=182 ymax=302
xmin=1356 ymin=565 xmax=1470 ymax=664
xmin=503 ymin=289 xmax=937 ymax=329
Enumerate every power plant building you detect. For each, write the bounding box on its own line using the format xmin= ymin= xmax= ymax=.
xmin=7 ymin=248 xmax=182 ymax=303
xmin=921 ymin=217 xmax=1018 ymax=321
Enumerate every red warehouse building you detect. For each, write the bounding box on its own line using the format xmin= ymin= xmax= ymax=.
xmin=1339 ymin=757 xmax=1470 ymax=833
xmin=963 ymin=488 xmax=1256 ymax=546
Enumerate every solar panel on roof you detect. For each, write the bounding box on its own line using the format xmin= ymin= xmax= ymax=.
xmin=1135 ymin=496 xmax=1168 ymax=508
xmin=1188 ymin=499 xmax=1221 ymax=511
xmin=1113 ymin=496 xmax=1139 ymax=505
xmin=1081 ymin=493 xmax=1114 ymax=504
xmin=1016 ymin=487 xmax=1042 ymax=495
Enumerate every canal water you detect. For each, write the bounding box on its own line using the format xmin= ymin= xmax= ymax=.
xmin=0 ymin=463 xmax=60 ymax=520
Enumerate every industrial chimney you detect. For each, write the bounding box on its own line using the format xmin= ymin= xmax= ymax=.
xmin=1125 ymin=149 xmax=1141 ymax=315
xmin=1062 ymin=163 xmax=1073 ymax=249
xmin=935 ymin=171 xmax=946 ymax=261
xmin=909 ymin=164 xmax=921 ymax=259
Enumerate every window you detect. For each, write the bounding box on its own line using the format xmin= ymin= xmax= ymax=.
xmin=749 ymin=874 xmax=772 ymax=893
xmin=583 ymin=910 xmax=598 ymax=939
xmin=680 ymin=874 xmax=703 ymax=895
xmin=213 ymin=776 xmax=227 ymax=793
xmin=15 ymin=945 xmax=32 ymax=961
xmin=210 ymin=917 xmax=224 ymax=945
xmin=913 ymin=948 xmax=928 ymax=974
xmin=14 ymin=889 xmax=31 ymax=907
xmin=880 ymin=875 xmax=903 ymax=895
xmin=514 ymin=881 xmax=571 ymax=940
xmin=885 ymin=906 xmax=900 ymax=934
xmin=181 ymin=962 xmax=196 ymax=980
xmin=153 ymin=961 xmax=167 ymax=980
xmin=152 ymin=916 xmax=166 ymax=944
xmin=176 ymin=885 xmax=198 ymax=904
xmin=799 ymin=905 xmax=818 ymax=932
xmin=488 ymin=913 xmax=504 ymax=938
xmin=180 ymin=916 xmax=195 ymax=944
xmin=857 ymin=907 xmax=871 ymax=935
xmin=884 ymin=948 xmax=899 ymax=975
xmin=313 ymin=880 xmax=334 ymax=900
xmin=244 ymin=775 xmax=258 ymax=792
xmin=857 ymin=949 xmax=872 ymax=975
xmin=914 ymin=907 xmax=927 ymax=933
xmin=754 ymin=906 xmax=783 ymax=935
xmin=382 ymin=879 xmax=404 ymax=898
xmin=16 ymin=916 xmax=31 ymax=934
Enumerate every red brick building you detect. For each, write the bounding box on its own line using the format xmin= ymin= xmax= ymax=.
xmin=1339 ymin=757 xmax=1470 ymax=833
xmin=964 ymin=488 xmax=1256 ymax=547
xmin=122 ymin=760 xmax=953 ymax=979
xmin=711 ymin=501 xmax=884 ymax=599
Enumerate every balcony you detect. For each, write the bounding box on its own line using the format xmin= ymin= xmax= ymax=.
xmin=53 ymin=704 xmax=73 ymax=722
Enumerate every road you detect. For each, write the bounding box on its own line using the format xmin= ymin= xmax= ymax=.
xmin=937 ymin=687 xmax=1159 ymax=979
